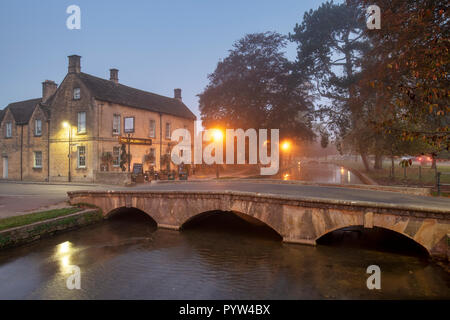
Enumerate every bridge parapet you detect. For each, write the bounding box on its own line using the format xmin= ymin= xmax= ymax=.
xmin=67 ymin=190 xmax=449 ymax=260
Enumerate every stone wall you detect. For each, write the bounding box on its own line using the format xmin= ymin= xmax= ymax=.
xmin=93 ymin=170 xmax=131 ymax=185
xmin=0 ymin=209 xmax=103 ymax=249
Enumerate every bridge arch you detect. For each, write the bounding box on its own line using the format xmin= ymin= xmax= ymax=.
xmin=180 ymin=209 xmax=283 ymax=239
xmin=105 ymin=206 xmax=157 ymax=225
xmin=315 ymin=224 xmax=430 ymax=256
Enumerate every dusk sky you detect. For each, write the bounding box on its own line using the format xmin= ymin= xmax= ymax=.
xmin=0 ymin=0 xmax=326 ymax=121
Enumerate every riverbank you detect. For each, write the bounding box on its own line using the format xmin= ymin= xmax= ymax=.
xmin=331 ymin=159 xmax=450 ymax=189
xmin=0 ymin=207 xmax=103 ymax=249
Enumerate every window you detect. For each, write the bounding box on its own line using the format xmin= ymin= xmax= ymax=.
xmin=149 ymin=119 xmax=156 ymax=138
xmin=34 ymin=151 xmax=42 ymax=168
xmin=5 ymin=122 xmax=12 ymax=138
xmin=77 ymin=112 xmax=86 ymax=134
xmin=165 ymin=122 xmax=171 ymax=139
xmin=35 ymin=119 xmax=42 ymax=136
xmin=77 ymin=146 xmax=86 ymax=168
xmin=73 ymin=88 xmax=81 ymax=100
xmin=113 ymin=146 xmax=120 ymax=167
xmin=124 ymin=117 xmax=134 ymax=133
xmin=113 ymin=114 xmax=121 ymax=135
xmin=149 ymin=148 xmax=156 ymax=164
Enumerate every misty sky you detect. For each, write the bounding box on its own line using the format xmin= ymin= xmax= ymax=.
xmin=0 ymin=0 xmax=327 ymax=121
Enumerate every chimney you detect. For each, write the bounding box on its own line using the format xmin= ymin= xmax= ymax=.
xmin=42 ymin=80 xmax=57 ymax=103
xmin=174 ymin=88 xmax=182 ymax=101
xmin=68 ymin=55 xmax=81 ymax=74
xmin=110 ymin=68 xmax=119 ymax=84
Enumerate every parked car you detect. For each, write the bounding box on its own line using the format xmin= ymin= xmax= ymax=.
xmin=416 ymin=155 xmax=432 ymax=166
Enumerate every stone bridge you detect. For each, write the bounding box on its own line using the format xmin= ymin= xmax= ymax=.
xmin=67 ymin=190 xmax=450 ymax=259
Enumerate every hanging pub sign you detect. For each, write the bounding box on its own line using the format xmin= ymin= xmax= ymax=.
xmin=118 ymin=136 xmax=152 ymax=145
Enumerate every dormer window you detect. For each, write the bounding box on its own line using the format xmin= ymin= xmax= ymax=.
xmin=5 ymin=122 xmax=12 ymax=138
xmin=73 ymin=87 xmax=81 ymax=100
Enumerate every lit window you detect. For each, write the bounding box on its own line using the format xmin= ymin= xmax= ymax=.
xmin=149 ymin=148 xmax=156 ymax=164
xmin=77 ymin=146 xmax=86 ymax=168
xmin=113 ymin=114 xmax=121 ymax=135
xmin=5 ymin=122 xmax=12 ymax=138
xmin=34 ymin=151 xmax=42 ymax=168
xmin=73 ymin=88 xmax=80 ymax=100
xmin=149 ymin=119 xmax=156 ymax=138
xmin=35 ymin=119 xmax=42 ymax=136
xmin=77 ymin=112 xmax=86 ymax=134
xmin=113 ymin=146 xmax=120 ymax=167
xmin=165 ymin=122 xmax=171 ymax=139
xmin=124 ymin=117 xmax=134 ymax=133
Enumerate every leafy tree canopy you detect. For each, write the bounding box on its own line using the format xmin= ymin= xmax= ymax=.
xmin=198 ymin=32 xmax=314 ymax=140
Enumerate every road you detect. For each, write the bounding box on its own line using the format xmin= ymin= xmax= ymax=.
xmin=0 ymin=180 xmax=449 ymax=217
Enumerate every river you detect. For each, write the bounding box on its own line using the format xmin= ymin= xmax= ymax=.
xmin=0 ymin=211 xmax=448 ymax=299
xmin=279 ymin=162 xmax=363 ymax=184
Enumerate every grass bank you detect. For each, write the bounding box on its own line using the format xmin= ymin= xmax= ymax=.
xmin=0 ymin=207 xmax=103 ymax=249
xmin=0 ymin=207 xmax=82 ymax=232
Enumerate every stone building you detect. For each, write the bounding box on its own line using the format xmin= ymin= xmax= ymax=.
xmin=0 ymin=55 xmax=196 ymax=183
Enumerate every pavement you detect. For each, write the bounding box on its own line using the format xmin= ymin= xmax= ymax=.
xmin=0 ymin=180 xmax=449 ymax=218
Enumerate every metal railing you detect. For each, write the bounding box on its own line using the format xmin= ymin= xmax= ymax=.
xmin=436 ymin=172 xmax=450 ymax=196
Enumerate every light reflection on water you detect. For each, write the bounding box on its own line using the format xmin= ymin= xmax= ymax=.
xmin=0 ymin=213 xmax=448 ymax=300
xmin=281 ymin=162 xmax=362 ymax=184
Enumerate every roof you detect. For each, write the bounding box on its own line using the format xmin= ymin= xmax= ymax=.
xmin=2 ymin=98 xmax=42 ymax=125
xmin=0 ymin=109 xmax=4 ymax=123
xmin=77 ymin=72 xmax=196 ymax=120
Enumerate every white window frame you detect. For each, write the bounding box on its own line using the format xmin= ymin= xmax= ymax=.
xmin=149 ymin=119 xmax=156 ymax=138
xmin=5 ymin=122 xmax=12 ymax=138
xmin=73 ymin=88 xmax=81 ymax=100
xmin=35 ymin=119 xmax=42 ymax=136
xmin=124 ymin=117 xmax=135 ymax=133
xmin=77 ymin=111 xmax=86 ymax=134
xmin=165 ymin=122 xmax=171 ymax=139
xmin=113 ymin=114 xmax=121 ymax=135
xmin=34 ymin=151 xmax=42 ymax=168
xmin=112 ymin=146 xmax=120 ymax=167
xmin=77 ymin=146 xmax=86 ymax=168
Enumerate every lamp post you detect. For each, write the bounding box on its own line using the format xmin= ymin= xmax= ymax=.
xmin=281 ymin=140 xmax=291 ymax=169
xmin=212 ymin=129 xmax=223 ymax=179
xmin=62 ymin=122 xmax=71 ymax=182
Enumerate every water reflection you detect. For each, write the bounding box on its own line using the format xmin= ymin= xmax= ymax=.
xmin=280 ymin=162 xmax=362 ymax=184
xmin=0 ymin=212 xmax=448 ymax=299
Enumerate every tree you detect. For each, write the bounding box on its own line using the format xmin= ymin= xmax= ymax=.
xmin=356 ymin=0 xmax=449 ymax=152
xmin=198 ymin=32 xmax=314 ymax=141
xmin=290 ymin=1 xmax=373 ymax=170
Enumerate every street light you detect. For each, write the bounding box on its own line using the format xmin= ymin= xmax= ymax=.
xmin=212 ymin=128 xmax=223 ymax=179
xmin=281 ymin=140 xmax=292 ymax=168
xmin=281 ymin=141 xmax=291 ymax=152
xmin=62 ymin=122 xmax=71 ymax=182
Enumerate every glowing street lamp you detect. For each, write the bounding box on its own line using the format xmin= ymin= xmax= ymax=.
xmin=212 ymin=128 xmax=223 ymax=142
xmin=281 ymin=140 xmax=292 ymax=168
xmin=281 ymin=141 xmax=291 ymax=152
xmin=212 ymin=128 xmax=223 ymax=179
